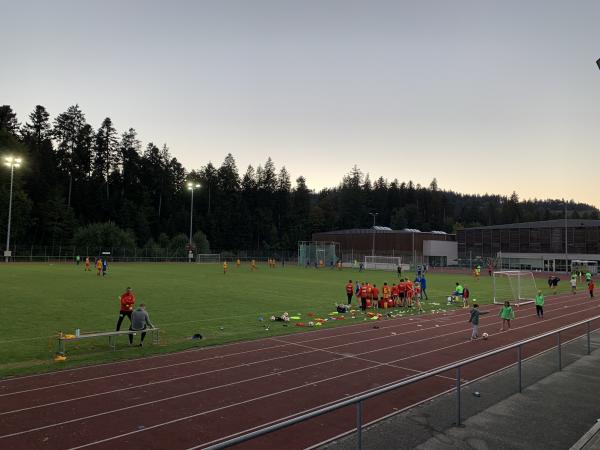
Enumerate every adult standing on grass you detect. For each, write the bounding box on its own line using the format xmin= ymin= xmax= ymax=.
xmin=116 ymin=287 xmax=136 ymax=331
xmin=345 ymin=279 xmax=354 ymax=305
xmin=359 ymin=282 xmax=368 ymax=311
xmin=419 ymin=275 xmax=428 ymax=300
xmin=535 ymin=290 xmax=544 ymax=319
xmin=498 ymin=301 xmax=515 ymax=331
xmin=129 ymin=303 xmax=154 ymax=347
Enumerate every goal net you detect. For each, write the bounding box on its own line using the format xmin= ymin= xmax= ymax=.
xmin=493 ymin=271 xmax=537 ymax=305
xmin=364 ymin=256 xmax=402 ymax=271
xmin=196 ymin=253 xmax=221 ymax=264
xmin=298 ymin=241 xmax=340 ymax=267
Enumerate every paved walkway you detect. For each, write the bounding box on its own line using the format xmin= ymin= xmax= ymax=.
xmin=321 ymin=333 xmax=600 ymax=450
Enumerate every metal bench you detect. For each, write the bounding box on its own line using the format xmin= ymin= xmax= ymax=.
xmin=57 ymin=328 xmax=160 ymax=354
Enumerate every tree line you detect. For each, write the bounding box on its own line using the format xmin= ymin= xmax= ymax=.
xmin=0 ymin=104 xmax=597 ymax=253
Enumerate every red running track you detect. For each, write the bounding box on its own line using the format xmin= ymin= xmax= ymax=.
xmin=1 ymin=292 xmax=599 ymax=450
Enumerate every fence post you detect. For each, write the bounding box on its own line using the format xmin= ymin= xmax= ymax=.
xmin=455 ymin=366 xmax=462 ymax=426
xmin=557 ymin=332 xmax=562 ymax=370
xmin=587 ymin=321 xmax=591 ymax=355
xmin=356 ymin=400 xmax=363 ymax=450
xmin=517 ymin=344 xmax=522 ymax=393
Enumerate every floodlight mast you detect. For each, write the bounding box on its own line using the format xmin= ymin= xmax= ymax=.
xmin=4 ymin=157 xmax=22 ymax=263
xmin=187 ymin=182 xmax=201 ymax=261
xmin=369 ymin=212 xmax=379 ymax=256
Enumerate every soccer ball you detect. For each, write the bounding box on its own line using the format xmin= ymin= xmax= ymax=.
xmin=482 ymin=332 xmax=489 ymax=340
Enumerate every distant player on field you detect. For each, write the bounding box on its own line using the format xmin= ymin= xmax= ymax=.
xmin=236 ymin=258 xmax=241 ymax=268
xmin=251 ymin=259 xmax=256 ymax=271
xmin=84 ymin=256 xmax=91 ymax=272
xmin=95 ymin=258 xmax=103 ymax=276
xmin=223 ymin=261 xmax=228 ymax=274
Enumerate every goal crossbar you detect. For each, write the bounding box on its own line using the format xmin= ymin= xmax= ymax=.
xmin=364 ymin=256 xmax=402 ymax=271
xmin=493 ymin=270 xmax=537 ymax=306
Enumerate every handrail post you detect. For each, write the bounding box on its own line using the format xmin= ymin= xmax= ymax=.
xmin=557 ymin=332 xmax=562 ymax=371
xmin=456 ymin=366 xmax=462 ymax=426
xmin=356 ymin=400 xmax=363 ymax=450
xmin=587 ymin=321 xmax=591 ymax=355
xmin=517 ymin=344 xmax=522 ymax=393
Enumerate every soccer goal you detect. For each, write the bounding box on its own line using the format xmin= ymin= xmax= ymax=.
xmin=364 ymin=256 xmax=402 ymax=271
xmin=492 ymin=271 xmax=538 ymax=305
xmin=298 ymin=241 xmax=340 ymax=267
xmin=196 ymin=253 xmax=221 ymax=264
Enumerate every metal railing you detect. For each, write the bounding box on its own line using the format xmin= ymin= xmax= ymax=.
xmin=204 ymin=314 xmax=600 ymax=450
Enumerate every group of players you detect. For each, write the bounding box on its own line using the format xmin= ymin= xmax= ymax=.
xmin=345 ymin=279 xmax=424 ymax=312
xmin=224 ymin=258 xmax=283 ymax=273
xmin=79 ymin=256 xmax=108 ymax=276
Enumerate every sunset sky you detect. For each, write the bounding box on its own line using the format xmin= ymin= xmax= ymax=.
xmin=2 ymin=0 xmax=600 ymax=206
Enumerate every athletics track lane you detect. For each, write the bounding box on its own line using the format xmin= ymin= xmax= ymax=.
xmin=0 ymin=292 xmax=598 ymax=449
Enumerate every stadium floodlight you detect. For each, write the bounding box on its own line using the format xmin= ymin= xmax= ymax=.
xmin=369 ymin=212 xmax=379 ymax=256
xmin=4 ymin=156 xmax=22 ymax=262
xmin=186 ymin=182 xmax=201 ymax=259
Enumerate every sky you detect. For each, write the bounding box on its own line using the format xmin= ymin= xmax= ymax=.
xmin=2 ymin=0 xmax=600 ymax=206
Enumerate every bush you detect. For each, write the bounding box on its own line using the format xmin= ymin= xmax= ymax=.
xmin=193 ymin=230 xmax=211 ymax=253
xmin=73 ymin=222 xmax=136 ymax=252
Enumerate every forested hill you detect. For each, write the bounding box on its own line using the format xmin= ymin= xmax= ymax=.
xmin=0 ymin=104 xmax=597 ymax=252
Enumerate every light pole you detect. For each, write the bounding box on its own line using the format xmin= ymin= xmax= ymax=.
xmin=369 ymin=212 xmax=379 ymax=256
xmin=4 ymin=156 xmax=21 ymax=263
xmin=564 ymin=199 xmax=568 ymax=273
xmin=187 ymin=182 xmax=201 ymax=260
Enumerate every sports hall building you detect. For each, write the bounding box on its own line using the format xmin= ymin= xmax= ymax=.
xmin=311 ymin=227 xmax=457 ymax=266
xmin=457 ymin=219 xmax=600 ymax=272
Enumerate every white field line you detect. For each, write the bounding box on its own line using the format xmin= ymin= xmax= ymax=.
xmin=1 ymin=302 xmax=597 ymax=443
xmin=0 ymin=291 xmax=585 ymax=395
xmin=69 ymin=305 xmax=600 ymax=450
xmin=0 ymin=294 xmax=589 ymax=409
xmin=0 ymin=290 xmax=581 ymax=384
xmin=269 ymin=337 xmax=459 ymax=383
xmin=304 ymin=329 xmax=600 ymax=450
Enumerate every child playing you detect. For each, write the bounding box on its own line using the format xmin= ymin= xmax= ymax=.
xmin=535 ymin=290 xmax=544 ymax=319
xmin=570 ymin=276 xmax=577 ymax=294
xmin=589 ymin=280 xmax=595 ymax=298
xmin=499 ymin=301 xmax=515 ymax=331
xmin=468 ymin=303 xmax=488 ymax=340
xmin=462 ymin=285 xmax=470 ymax=308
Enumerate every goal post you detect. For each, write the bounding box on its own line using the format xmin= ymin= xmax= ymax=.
xmin=364 ymin=256 xmax=402 ymax=271
xmin=196 ymin=253 xmax=221 ymax=264
xmin=493 ymin=271 xmax=538 ymax=305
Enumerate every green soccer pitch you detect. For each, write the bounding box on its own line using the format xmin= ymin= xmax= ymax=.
xmin=0 ymin=263 xmax=569 ymax=377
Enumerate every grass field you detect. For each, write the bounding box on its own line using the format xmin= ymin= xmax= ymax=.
xmin=0 ymin=263 xmax=571 ymax=378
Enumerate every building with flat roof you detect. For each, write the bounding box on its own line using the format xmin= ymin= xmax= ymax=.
xmin=311 ymin=228 xmax=457 ymax=266
xmin=457 ymin=219 xmax=600 ymax=272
